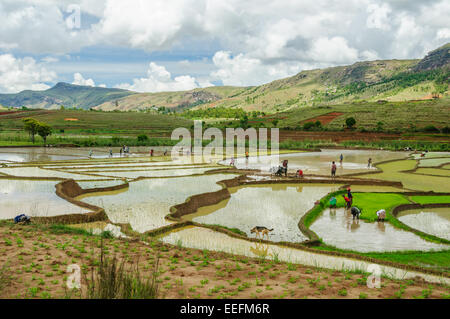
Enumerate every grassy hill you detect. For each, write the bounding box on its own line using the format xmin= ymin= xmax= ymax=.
xmin=97 ymin=42 xmax=450 ymax=113
xmin=0 ymin=82 xmax=135 ymax=110
xmin=0 ymin=43 xmax=448 ymax=114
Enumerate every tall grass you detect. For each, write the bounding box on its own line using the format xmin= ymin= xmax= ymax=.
xmin=85 ymin=241 xmax=159 ymax=299
xmin=0 ymin=261 xmax=10 ymax=294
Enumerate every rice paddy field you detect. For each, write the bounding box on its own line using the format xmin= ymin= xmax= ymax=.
xmin=0 ymin=146 xmax=449 ymax=298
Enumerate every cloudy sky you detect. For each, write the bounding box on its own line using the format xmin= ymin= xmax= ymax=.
xmin=0 ymin=0 xmax=449 ymax=93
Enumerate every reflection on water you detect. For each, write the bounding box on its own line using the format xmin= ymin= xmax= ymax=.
xmin=311 ymin=208 xmax=449 ymax=252
xmin=398 ymin=208 xmax=450 ymax=240
xmin=222 ymin=149 xmax=409 ymax=175
xmin=186 ymin=184 xmax=340 ymax=243
xmin=0 ymin=179 xmax=89 ymax=219
xmin=79 ymin=174 xmax=238 ymax=233
xmin=159 ymin=226 xmax=449 ymax=284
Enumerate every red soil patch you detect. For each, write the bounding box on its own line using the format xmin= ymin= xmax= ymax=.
xmin=300 ymin=112 xmax=345 ymax=125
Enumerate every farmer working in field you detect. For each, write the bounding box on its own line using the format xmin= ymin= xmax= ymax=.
xmin=331 ymin=161 xmax=337 ymax=178
xmin=376 ymin=209 xmax=386 ymax=222
xmin=343 ymin=194 xmax=351 ymax=210
xmin=350 ymin=206 xmax=362 ymax=220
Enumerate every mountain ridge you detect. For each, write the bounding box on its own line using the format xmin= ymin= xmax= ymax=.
xmin=1 ymin=42 xmax=448 ymax=112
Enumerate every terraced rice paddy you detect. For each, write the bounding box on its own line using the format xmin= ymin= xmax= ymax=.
xmin=418 ymin=158 xmax=450 ymax=167
xmin=159 ymin=226 xmax=450 ymax=284
xmin=227 ymin=149 xmax=409 ymax=175
xmin=357 ymin=159 xmax=450 ymax=192
xmin=77 ymin=174 xmax=238 ymax=233
xmin=310 ymin=208 xmax=449 ymax=252
xmin=1 ymin=147 xmax=449 ymax=286
xmin=185 ymin=184 xmax=340 ymax=242
xmin=397 ymin=208 xmax=450 ymax=241
xmin=0 ymin=179 xmax=89 ymax=219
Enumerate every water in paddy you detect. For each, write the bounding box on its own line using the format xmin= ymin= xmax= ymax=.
xmin=0 ymin=179 xmax=89 ymax=219
xmin=411 ymin=152 xmax=450 ymax=160
xmin=75 ymin=180 xmax=127 ymax=189
xmin=0 ymin=166 xmax=105 ymax=180
xmin=86 ymin=167 xmax=220 ymax=179
xmin=78 ymin=174 xmax=238 ymax=233
xmin=225 ymin=149 xmax=409 ymax=176
xmin=159 ymin=226 xmax=449 ymax=284
xmin=418 ymin=158 xmax=450 ymax=167
xmin=69 ymin=164 xmax=217 ymax=172
xmin=358 ymin=160 xmax=450 ymax=192
xmin=397 ymin=208 xmax=450 ymax=240
xmin=310 ymin=208 xmax=449 ymax=252
xmin=186 ymin=184 xmax=340 ymax=242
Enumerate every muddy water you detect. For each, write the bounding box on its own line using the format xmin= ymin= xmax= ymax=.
xmin=310 ymin=208 xmax=449 ymax=252
xmin=0 ymin=179 xmax=89 ymax=219
xmin=224 ymin=149 xmax=409 ymax=176
xmin=77 ymin=174 xmax=238 ymax=233
xmin=398 ymin=208 xmax=450 ymax=240
xmin=159 ymin=226 xmax=449 ymax=284
xmin=185 ymin=184 xmax=340 ymax=243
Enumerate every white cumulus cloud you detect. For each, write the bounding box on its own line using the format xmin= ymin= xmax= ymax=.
xmin=0 ymin=54 xmax=57 ymax=93
xmin=72 ymin=72 xmax=95 ymax=86
xmin=115 ymin=62 xmax=211 ymax=92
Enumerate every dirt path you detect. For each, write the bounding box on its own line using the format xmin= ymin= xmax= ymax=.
xmin=0 ymin=222 xmax=448 ymax=299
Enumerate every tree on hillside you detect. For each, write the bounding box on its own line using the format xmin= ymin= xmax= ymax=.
xmin=22 ymin=118 xmax=40 ymax=143
xmin=345 ymin=117 xmax=356 ymax=129
xmin=37 ymin=122 xmax=52 ymax=144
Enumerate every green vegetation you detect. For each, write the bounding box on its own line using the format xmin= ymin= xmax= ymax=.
xmin=335 ymin=193 xmax=411 ymax=222
xmin=410 ymin=195 xmax=450 ymax=204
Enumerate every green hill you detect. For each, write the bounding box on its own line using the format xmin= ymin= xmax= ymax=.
xmin=0 ymin=82 xmax=135 ymax=110
xmin=1 ymin=43 xmax=448 ymax=113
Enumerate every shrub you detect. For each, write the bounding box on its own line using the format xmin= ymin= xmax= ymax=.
xmin=137 ymin=134 xmax=149 ymax=142
xmin=345 ymin=117 xmax=356 ymax=129
xmin=303 ymin=122 xmax=315 ymax=131
xmin=423 ymin=125 xmax=440 ymax=133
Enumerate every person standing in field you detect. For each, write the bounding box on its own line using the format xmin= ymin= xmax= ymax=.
xmin=331 ymin=161 xmax=337 ymax=178
xmin=339 ymin=153 xmax=343 ymax=166
xmin=368 ymin=158 xmax=372 ymax=168
xmin=89 ymin=150 xmax=93 ymax=158
xmin=343 ymin=194 xmax=351 ymax=210
xmin=347 ymin=187 xmax=353 ymax=206
xmin=150 ymin=149 xmax=154 ymax=157
xmin=119 ymin=148 xmax=122 ymax=157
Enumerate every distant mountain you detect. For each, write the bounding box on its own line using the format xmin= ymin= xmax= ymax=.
xmin=0 ymin=82 xmax=134 ymax=109
xmin=1 ymin=43 xmax=449 ymax=112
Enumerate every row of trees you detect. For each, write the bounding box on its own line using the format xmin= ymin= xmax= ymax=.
xmin=22 ymin=118 xmax=52 ymax=144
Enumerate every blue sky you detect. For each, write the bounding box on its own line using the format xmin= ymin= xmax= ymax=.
xmin=0 ymin=0 xmax=449 ymax=93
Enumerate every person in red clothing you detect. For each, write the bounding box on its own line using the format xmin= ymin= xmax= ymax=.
xmin=296 ymin=169 xmax=303 ymax=178
xmin=343 ymin=194 xmax=351 ymax=210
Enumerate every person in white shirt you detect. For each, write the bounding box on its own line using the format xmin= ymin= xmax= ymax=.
xmin=376 ymin=209 xmax=386 ymax=222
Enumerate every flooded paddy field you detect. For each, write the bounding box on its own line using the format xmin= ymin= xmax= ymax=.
xmin=77 ymin=174 xmax=238 ymax=233
xmin=185 ymin=184 xmax=340 ymax=242
xmin=397 ymin=208 xmax=450 ymax=241
xmin=226 ymin=149 xmax=409 ymax=175
xmin=310 ymin=208 xmax=449 ymax=252
xmin=159 ymin=226 xmax=450 ymax=284
xmin=418 ymin=157 xmax=450 ymax=167
xmin=357 ymin=159 xmax=450 ymax=192
xmin=0 ymin=179 xmax=89 ymax=219
xmin=1 ymin=146 xmax=449 ymax=284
